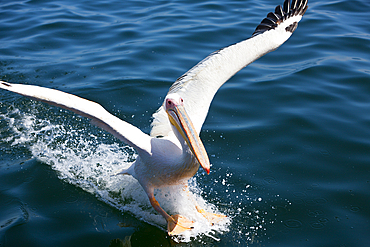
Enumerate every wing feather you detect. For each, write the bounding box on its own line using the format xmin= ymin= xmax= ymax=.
xmin=151 ymin=0 xmax=308 ymax=138
xmin=0 ymin=81 xmax=151 ymax=155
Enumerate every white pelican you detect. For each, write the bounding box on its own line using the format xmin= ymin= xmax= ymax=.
xmin=0 ymin=0 xmax=307 ymax=236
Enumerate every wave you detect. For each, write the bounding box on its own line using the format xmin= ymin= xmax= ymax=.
xmin=0 ymin=103 xmax=230 ymax=242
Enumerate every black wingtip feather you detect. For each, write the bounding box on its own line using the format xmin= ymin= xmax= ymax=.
xmin=291 ymin=0 xmax=298 ymax=9
xmin=252 ymin=0 xmax=308 ymax=37
xmin=275 ymin=5 xmax=284 ymax=18
xmin=283 ymin=0 xmax=290 ymax=14
xmin=261 ymin=18 xmax=277 ymax=27
xmin=267 ymin=12 xmax=279 ymax=22
xmin=1 ymin=81 xmax=12 ymax=87
xmin=299 ymin=0 xmax=308 ymax=15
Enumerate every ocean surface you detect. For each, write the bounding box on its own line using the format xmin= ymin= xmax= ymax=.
xmin=1 ymin=0 xmax=369 ymax=246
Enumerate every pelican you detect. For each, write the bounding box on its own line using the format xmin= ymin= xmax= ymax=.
xmin=0 ymin=0 xmax=307 ymax=236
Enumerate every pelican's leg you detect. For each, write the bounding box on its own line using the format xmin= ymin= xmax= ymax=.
xmin=183 ymin=183 xmax=227 ymax=225
xmin=147 ymin=191 xmax=194 ymax=236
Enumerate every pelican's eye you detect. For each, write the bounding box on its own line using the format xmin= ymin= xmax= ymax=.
xmin=180 ymin=98 xmax=183 ymax=103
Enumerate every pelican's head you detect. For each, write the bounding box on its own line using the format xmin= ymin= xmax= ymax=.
xmin=165 ymin=94 xmax=210 ymax=174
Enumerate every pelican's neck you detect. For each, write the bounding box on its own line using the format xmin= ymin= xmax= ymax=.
xmin=170 ymin=125 xmax=197 ymax=167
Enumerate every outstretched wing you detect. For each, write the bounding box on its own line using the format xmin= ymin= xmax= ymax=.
xmin=0 ymin=81 xmax=151 ymax=155
xmin=151 ymin=0 xmax=308 ymax=138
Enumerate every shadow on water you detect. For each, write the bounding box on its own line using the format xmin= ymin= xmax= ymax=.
xmin=109 ymin=227 xmax=174 ymax=247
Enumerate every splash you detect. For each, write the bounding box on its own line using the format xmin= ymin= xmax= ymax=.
xmin=0 ymin=104 xmax=230 ymax=242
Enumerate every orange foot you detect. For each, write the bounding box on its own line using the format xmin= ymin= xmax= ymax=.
xmin=167 ymin=214 xmax=194 ymax=236
xmin=197 ymin=207 xmax=227 ymax=225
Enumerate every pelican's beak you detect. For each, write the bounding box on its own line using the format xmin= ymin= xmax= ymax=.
xmin=167 ymin=103 xmax=210 ymax=174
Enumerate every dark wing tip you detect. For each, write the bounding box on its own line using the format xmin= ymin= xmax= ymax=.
xmin=1 ymin=81 xmax=12 ymax=87
xmin=285 ymin=21 xmax=298 ymax=33
xmin=252 ymin=0 xmax=308 ymax=37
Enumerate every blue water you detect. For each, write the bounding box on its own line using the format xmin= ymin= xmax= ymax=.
xmin=1 ymin=0 xmax=370 ymax=246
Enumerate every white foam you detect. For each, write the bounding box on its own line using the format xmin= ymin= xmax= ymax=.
xmin=1 ymin=106 xmax=230 ymax=242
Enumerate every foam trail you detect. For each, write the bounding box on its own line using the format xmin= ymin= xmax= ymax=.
xmin=0 ymin=106 xmax=230 ymax=242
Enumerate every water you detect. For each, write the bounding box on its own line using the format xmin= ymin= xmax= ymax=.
xmin=1 ymin=0 xmax=370 ymax=246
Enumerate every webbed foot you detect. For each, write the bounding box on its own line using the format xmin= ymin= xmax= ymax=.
xmin=197 ymin=207 xmax=227 ymax=225
xmin=167 ymin=214 xmax=194 ymax=236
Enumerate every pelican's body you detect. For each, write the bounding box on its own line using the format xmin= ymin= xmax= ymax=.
xmin=0 ymin=0 xmax=307 ymax=235
xmin=123 ymin=110 xmax=203 ymax=190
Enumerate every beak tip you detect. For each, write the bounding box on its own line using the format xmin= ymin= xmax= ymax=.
xmin=205 ymin=167 xmax=210 ymax=175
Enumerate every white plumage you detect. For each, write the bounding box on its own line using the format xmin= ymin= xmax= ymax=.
xmin=0 ymin=0 xmax=307 ymax=236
